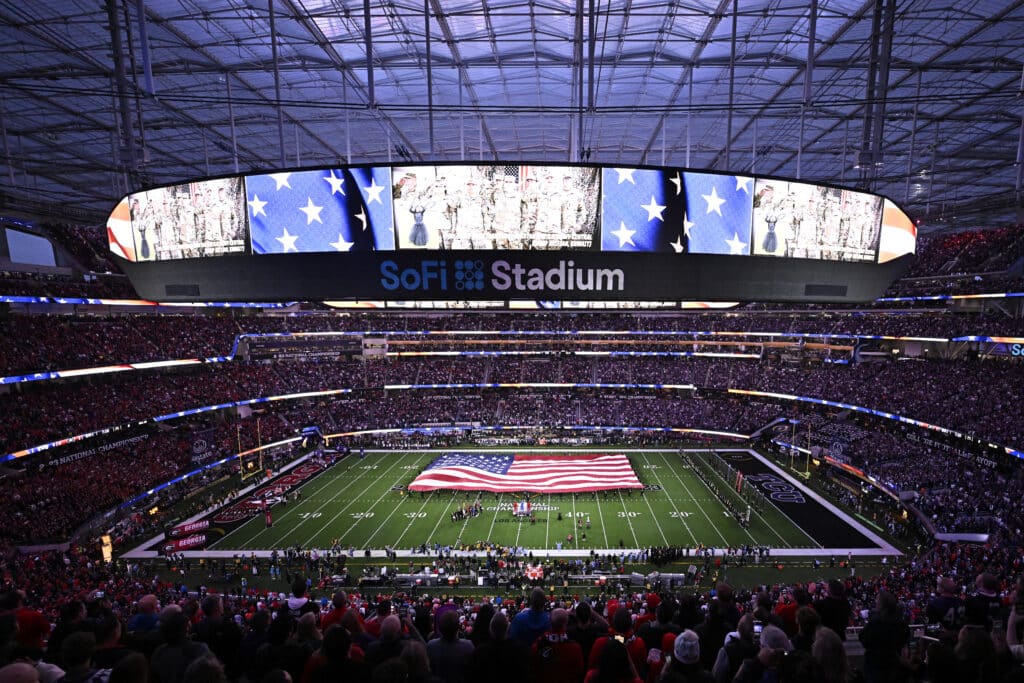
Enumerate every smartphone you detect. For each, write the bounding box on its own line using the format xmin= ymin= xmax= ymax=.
xmin=753 ymin=621 xmax=764 ymax=641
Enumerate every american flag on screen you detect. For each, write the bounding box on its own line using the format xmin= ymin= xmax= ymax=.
xmin=245 ymin=167 xmax=395 ymax=254
xmin=407 ymin=453 xmax=643 ymax=493
xmin=600 ymin=168 xmax=754 ymax=255
xmin=682 ymin=172 xmax=754 ymax=255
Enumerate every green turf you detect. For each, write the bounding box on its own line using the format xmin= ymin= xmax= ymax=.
xmin=209 ymin=450 xmax=823 ymax=552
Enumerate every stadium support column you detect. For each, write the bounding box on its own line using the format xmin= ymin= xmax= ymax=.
xmin=268 ymin=0 xmax=287 ymax=167
xmin=227 ymin=78 xmax=239 ymax=174
xmin=725 ymin=0 xmax=738 ymax=169
xmin=363 ymin=0 xmax=375 ymax=108
xmin=106 ymin=0 xmax=138 ymax=183
xmin=425 ymin=0 xmax=434 ymax=156
xmin=1016 ymin=97 xmax=1024 ymax=224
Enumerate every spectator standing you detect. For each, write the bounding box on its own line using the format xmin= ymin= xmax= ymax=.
xmin=510 ymin=588 xmax=551 ymax=647
xmin=858 ymin=591 xmax=910 ymax=683
xmin=425 ymin=610 xmax=473 ymax=683
xmin=531 ymin=608 xmax=584 ymax=683
xmin=814 ymin=580 xmax=852 ymax=641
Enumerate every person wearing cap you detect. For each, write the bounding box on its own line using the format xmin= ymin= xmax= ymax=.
xmin=659 ymin=630 xmax=713 ymax=683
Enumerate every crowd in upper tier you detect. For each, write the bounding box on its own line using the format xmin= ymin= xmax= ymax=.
xmin=5 ymin=354 xmax=1024 ymax=457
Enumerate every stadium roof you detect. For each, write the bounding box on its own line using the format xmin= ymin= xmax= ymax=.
xmin=1 ymin=0 xmax=1023 ymax=231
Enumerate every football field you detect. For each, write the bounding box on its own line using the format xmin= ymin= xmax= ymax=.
xmin=198 ymin=449 xmax=894 ymax=556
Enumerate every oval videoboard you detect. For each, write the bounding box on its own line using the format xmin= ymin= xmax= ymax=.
xmin=107 ymin=162 xmax=916 ymax=303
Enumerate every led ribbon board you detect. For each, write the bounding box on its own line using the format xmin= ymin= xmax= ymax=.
xmin=109 ymin=163 xmax=915 ymax=303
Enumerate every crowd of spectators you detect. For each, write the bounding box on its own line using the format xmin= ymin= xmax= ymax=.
xmin=902 ymin=226 xmax=1024 ymax=279
xmin=9 ymin=308 xmax=1024 ymax=382
xmin=1 ymin=538 xmax=1023 ymax=682
xmin=6 ymin=348 xmax=1024 ymax=546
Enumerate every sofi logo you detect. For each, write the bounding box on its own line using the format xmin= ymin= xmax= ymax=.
xmin=1011 ymin=343 xmax=1024 ymax=356
xmin=380 ymin=259 xmax=625 ymax=293
xmin=380 ymin=260 xmax=485 ymax=292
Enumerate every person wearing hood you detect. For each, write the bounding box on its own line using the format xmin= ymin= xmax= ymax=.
xmin=712 ymin=614 xmax=758 ymax=683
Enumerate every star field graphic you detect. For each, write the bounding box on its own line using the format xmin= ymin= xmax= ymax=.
xmin=600 ymin=168 xmax=688 ymax=252
xmin=682 ymin=172 xmax=754 ymax=255
xmin=246 ymin=167 xmax=395 ymax=254
xmin=600 ymin=168 xmax=754 ymax=255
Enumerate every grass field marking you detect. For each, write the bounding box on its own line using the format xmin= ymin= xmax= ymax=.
xmin=486 ymin=493 xmax=504 ymax=542
xmin=365 ymin=486 xmax=429 ymax=548
xmin=455 ymin=497 xmax=478 ymax=547
xmin=514 ymin=500 xmax=524 ymax=549
xmin=595 ymin=492 xmax=609 ymax=547
xmin=217 ymin=454 xmax=366 ymax=549
xmin=390 ymin=491 xmax=437 ymax=549
xmin=545 ymin=494 xmax=551 ymax=549
xmin=646 ymin=453 xmax=697 ymax=546
xmin=678 ymin=451 xmax=764 ymax=546
xmin=616 ymin=491 xmax=641 ymax=547
xmin=420 ymin=492 xmax=459 ymax=550
xmin=663 ymin=453 xmax=730 ymax=547
xmin=571 ymin=494 xmax=579 ymax=550
xmin=636 ymin=465 xmax=669 ymax=546
xmin=299 ymin=451 xmax=417 ymax=547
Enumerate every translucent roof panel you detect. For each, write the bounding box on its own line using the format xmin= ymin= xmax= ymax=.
xmin=0 ymin=0 xmax=1021 ymax=231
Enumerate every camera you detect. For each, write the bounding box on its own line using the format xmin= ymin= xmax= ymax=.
xmin=753 ymin=621 xmax=764 ymax=641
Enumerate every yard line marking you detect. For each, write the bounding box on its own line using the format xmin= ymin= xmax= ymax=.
xmin=421 ymin=492 xmax=458 ymax=549
xmin=487 ymin=493 xmax=504 ymax=543
xmin=644 ymin=453 xmax=696 ymax=546
xmin=664 ymin=452 xmax=729 ymax=546
xmin=544 ymin=494 xmax=551 ymax=549
xmin=595 ymin=491 xmax=609 ymax=547
xmin=617 ymin=491 xmax=640 ymax=548
xmin=299 ymin=452 xmax=415 ymax=547
xmin=571 ymin=494 xmax=579 ymax=549
xmin=391 ymin=491 xmax=436 ymax=548
xmin=636 ymin=456 xmax=669 ymax=546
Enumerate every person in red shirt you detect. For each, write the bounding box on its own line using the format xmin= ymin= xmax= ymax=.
xmin=320 ymin=590 xmax=361 ymax=631
xmin=531 ymin=607 xmax=585 ymax=683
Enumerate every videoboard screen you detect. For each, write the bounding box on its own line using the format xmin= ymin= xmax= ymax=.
xmin=393 ymin=165 xmax=600 ymax=250
xmin=246 ymin=167 xmax=395 ymax=254
xmin=109 ymin=162 xmax=911 ymax=265
xmin=107 ymin=178 xmax=247 ymax=261
xmin=108 ymin=162 xmax=915 ymax=304
xmin=750 ymin=179 xmax=883 ymax=262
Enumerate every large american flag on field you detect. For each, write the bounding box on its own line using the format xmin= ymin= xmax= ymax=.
xmin=407 ymin=453 xmax=643 ymax=493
